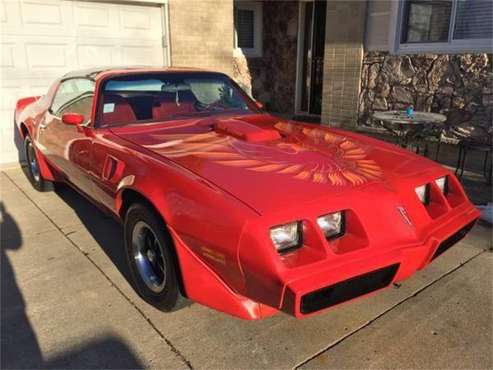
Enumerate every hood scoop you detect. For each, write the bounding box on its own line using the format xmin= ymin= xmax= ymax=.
xmin=214 ymin=118 xmax=281 ymax=142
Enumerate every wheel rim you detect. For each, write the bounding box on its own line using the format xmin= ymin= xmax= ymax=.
xmin=131 ymin=221 xmax=167 ymax=293
xmin=26 ymin=140 xmax=40 ymax=183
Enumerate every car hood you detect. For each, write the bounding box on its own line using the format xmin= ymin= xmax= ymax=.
xmin=110 ymin=114 xmax=442 ymax=214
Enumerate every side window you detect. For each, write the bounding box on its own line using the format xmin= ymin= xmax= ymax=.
xmin=51 ymin=78 xmax=95 ymax=124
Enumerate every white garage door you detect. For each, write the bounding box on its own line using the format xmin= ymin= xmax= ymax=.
xmin=0 ymin=0 xmax=168 ymax=165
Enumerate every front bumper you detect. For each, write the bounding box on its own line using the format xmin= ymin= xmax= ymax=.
xmin=280 ymin=207 xmax=479 ymax=318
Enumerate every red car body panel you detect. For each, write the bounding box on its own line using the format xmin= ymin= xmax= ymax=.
xmin=14 ymin=67 xmax=479 ymax=319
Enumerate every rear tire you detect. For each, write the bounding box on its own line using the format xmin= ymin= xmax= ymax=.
xmin=124 ymin=202 xmax=187 ymax=311
xmin=24 ymin=135 xmax=51 ymax=192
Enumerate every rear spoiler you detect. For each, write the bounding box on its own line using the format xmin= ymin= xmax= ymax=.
xmin=15 ymin=96 xmax=40 ymax=123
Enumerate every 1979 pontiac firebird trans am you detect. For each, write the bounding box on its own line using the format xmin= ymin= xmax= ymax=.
xmin=15 ymin=67 xmax=479 ymax=319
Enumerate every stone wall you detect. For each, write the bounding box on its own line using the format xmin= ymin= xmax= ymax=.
xmin=169 ymin=0 xmax=233 ymax=75
xmin=233 ymin=1 xmax=298 ymax=113
xmin=359 ymin=52 xmax=493 ymax=139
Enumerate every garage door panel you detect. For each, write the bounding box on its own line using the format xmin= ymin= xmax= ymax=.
xmin=121 ymin=45 xmax=163 ymax=65
xmin=0 ymin=87 xmax=22 ymax=109
xmin=0 ymin=0 xmax=167 ymax=165
xmin=1 ymin=43 xmax=15 ymax=67
xmin=26 ymin=43 xmax=68 ymax=68
xmin=76 ymin=45 xmax=116 ymax=67
xmin=2 ymin=1 xmax=72 ymax=37
xmin=73 ymin=3 xmax=110 ymax=28
xmin=22 ymin=0 xmax=63 ymax=25
xmin=21 ymin=0 xmax=74 ymax=36
xmin=0 ymin=0 xmax=8 ymax=22
xmin=1 ymin=79 xmax=54 ymax=105
xmin=120 ymin=6 xmax=160 ymax=31
xmin=1 ymin=40 xmax=29 ymax=75
xmin=1 ymin=0 xmax=19 ymax=26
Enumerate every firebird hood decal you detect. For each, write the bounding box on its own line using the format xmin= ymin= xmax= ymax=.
xmin=110 ymin=114 xmax=427 ymax=214
xmin=138 ymin=120 xmax=383 ymax=186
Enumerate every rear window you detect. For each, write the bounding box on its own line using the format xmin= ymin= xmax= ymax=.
xmin=98 ymin=72 xmax=256 ymax=127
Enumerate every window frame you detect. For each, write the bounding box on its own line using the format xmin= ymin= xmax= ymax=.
xmin=49 ymin=77 xmax=95 ymax=124
xmin=391 ymin=0 xmax=492 ymax=54
xmin=94 ymin=72 xmax=261 ymax=128
xmin=233 ymin=1 xmax=263 ymax=58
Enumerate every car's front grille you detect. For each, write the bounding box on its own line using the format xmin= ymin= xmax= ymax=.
xmin=431 ymin=220 xmax=477 ymax=261
xmin=300 ymin=264 xmax=400 ymax=314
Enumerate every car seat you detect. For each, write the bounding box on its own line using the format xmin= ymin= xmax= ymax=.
xmin=101 ymin=94 xmax=136 ymax=126
xmin=152 ymin=89 xmax=197 ymax=120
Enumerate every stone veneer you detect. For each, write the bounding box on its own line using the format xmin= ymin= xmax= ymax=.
xmin=359 ymin=52 xmax=493 ymax=140
xmin=232 ymin=1 xmax=298 ymax=114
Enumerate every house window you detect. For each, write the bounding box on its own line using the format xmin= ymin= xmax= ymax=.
xmin=234 ymin=1 xmax=262 ymax=57
xmin=396 ymin=0 xmax=492 ymax=53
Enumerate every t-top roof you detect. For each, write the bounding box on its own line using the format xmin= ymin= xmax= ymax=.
xmin=62 ymin=66 xmax=214 ymax=80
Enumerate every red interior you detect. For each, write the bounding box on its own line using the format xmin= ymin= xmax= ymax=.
xmin=152 ymin=90 xmax=197 ymax=120
xmin=101 ymin=94 xmax=136 ymax=126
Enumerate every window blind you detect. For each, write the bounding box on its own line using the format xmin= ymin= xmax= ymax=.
xmin=402 ymin=1 xmax=452 ymax=43
xmin=454 ymin=0 xmax=493 ymax=39
xmin=235 ymin=9 xmax=255 ymax=48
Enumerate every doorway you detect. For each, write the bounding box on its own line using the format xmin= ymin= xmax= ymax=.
xmin=296 ymin=0 xmax=327 ymax=116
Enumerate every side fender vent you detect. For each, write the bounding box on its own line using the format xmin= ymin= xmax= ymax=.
xmin=102 ymin=155 xmax=124 ymax=183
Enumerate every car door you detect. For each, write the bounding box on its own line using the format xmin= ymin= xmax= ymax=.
xmin=38 ymin=78 xmax=95 ymax=195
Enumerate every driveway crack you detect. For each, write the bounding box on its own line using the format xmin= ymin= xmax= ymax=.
xmin=293 ymin=248 xmax=488 ymax=369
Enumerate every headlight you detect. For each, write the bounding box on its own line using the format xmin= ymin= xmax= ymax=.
xmin=270 ymin=222 xmax=302 ymax=253
xmin=415 ymin=184 xmax=430 ymax=205
xmin=317 ymin=211 xmax=344 ymax=240
xmin=435 ymin=176 xmax=448 ymax=194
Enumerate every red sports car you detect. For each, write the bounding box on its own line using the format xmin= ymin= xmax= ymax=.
xmin=15 ymin=67 xmax=479 ymax=319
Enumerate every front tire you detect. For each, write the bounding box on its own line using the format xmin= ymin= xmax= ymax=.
xmin=24 ymin=135 xmax=51 ymax=192
xmin=124 ymin=202 xmax=187 ymax=311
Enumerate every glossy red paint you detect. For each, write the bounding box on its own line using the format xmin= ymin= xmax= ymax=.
xmin=61 ymin=112 xmax=85 ymax=126
xmin=14 ymin=67 xmax=479 ymax=320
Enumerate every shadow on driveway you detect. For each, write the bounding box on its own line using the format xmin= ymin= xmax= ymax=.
xmin=1 ymin=201 xmax=144 ymax=369
xmin=53 ymin=185 xmax=132 ymax=285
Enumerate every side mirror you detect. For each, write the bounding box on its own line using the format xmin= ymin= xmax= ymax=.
xmin=254 ymin=101 xmax=264 ymax=110
xmin=62 ymin=112 xmax=84 ymax=126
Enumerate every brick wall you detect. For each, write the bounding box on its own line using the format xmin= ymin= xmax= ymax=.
xmin=168 ymin=0 xmax=233 ymax=75
xmin=321 ymin=1 xmax=367 ymax=127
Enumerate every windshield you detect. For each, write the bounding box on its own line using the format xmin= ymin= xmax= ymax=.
xmin=98 ymin=72 xmax=257 ymax=126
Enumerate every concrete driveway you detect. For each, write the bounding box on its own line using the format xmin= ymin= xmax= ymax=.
xmin=1 ymin=167 xmax=492 ymax=369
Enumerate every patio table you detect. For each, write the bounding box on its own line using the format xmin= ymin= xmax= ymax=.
xmin=372 ymin=110 xmax=447 ymax=152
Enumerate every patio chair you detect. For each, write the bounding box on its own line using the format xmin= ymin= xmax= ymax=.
xmin=413 ymin=122 xmax=446 ymax=158
xmin=430 ymin=128 xmax=460 ymax=161
xmin=446 ymin=123 xmax=492 ymax=183
xmin=455 ymin=137 xmax=492 ymax=184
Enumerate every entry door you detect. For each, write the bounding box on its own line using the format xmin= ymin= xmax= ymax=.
xmin=299 ymin=1 xmax=327 ymax=116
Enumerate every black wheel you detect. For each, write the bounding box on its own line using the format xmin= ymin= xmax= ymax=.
xmin=124 ymin=202 xmax=187 ymax=311
xmin=24 ymin=135 xmax=51 ymax=192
